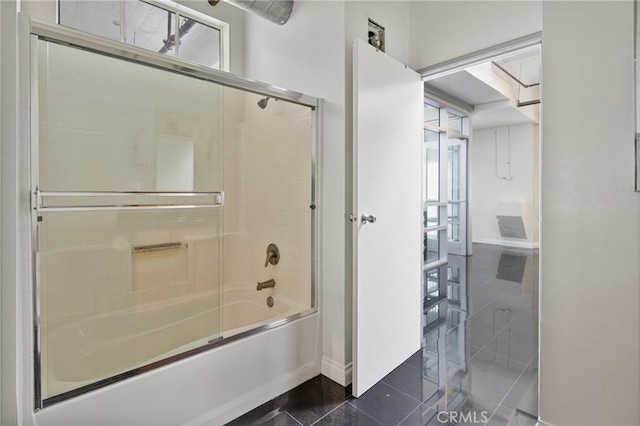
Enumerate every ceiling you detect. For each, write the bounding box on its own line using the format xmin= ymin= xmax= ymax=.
xmin=425 ymin=45 xmax=541 ymax=130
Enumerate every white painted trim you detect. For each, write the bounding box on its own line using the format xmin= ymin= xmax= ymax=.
xmin=186 ymin=364 xmax=318 ymax=426
xmin=321 ymin=357 xmax=352 ymax=386
xmin=473 ymin=238 xmax=539 ymax=249
xmin=344 ymin=362 xmax=352 ymax=386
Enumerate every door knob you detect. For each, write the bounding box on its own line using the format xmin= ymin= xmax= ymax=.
xmin=361 ymin=213 xmax=377 ymax=224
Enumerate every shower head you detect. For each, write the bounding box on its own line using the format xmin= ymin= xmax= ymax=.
xmin=257 ymin=97 xmax=270 ymax=109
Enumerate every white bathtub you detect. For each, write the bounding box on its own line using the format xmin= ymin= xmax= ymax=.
xmin=223 ymin=286 xmax=308 ymax=337
xmin=44 ymin=286 xmax=310 ymax=398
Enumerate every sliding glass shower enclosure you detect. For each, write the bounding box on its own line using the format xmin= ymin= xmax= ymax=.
xmin=29 ymin=20 xmax=319 ymax=408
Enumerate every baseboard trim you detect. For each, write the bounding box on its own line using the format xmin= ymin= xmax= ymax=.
xmin=345 ymin=362 xmax=352 ymax=386
xmin=321 ymin=356 xmax=352 ymax=386
xmin=186 ymin=364 xmax=318 ymax=426
xmin=473 ymin=238 xmax=539 ymax=249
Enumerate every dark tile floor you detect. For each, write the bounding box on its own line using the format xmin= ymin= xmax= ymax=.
xmin=227 ymin=244 xmax=539 ymax=426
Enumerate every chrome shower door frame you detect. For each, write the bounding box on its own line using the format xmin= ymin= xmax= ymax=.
xmin=24 ymin=15 xmax=321 ymax=410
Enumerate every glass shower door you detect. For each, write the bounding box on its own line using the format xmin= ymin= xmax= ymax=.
xmin=35 ymin=40 xmax=224 ymax=402
xmin=447 ymin=138 xmax=467 ymax=255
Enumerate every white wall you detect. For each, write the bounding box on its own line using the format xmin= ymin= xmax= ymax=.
xmin=243 ymin=1 xmax=350 ymax=384
xmin=224 ymin=92 xmax=313 ymax=306
xmin=540 ymin=2 xmax=640 ymax=424
xmin=0 ymin=0 xmax=20 ymax=423
xmin=411 ymin=2 xmax=639 ymax=424
xmin=471 ymin=124 xmax=539 ymax=248
xmin=243 ymin=1 xmax=413 ymax=386
xmin=408 ymin=1 xmax=542 ymax=70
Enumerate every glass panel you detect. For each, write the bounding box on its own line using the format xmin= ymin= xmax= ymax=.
xmin=448 ymin=112 xmax=462 ymax=134
xmin=125 ymin=0 xmax=176 ymax=54
xmin=177 ymin=17 xmax=221 ymax=69
xmin=39 ymin=207 xmax=222 ymax=399
xmin=448 ymin=144 xmax=462 ymax=200
xmin=424 ymin=268 xmax=440 ymax=304
xmin=423 ymin=332 xmax=440 ymax=383
xmin=36 ymin=40 xmax=315 ymax=403
xmin=39 ymin=42 xmax=220 ymax=192
xmin=446 ymin=322 xmax=465 ymax=379
xmin=424 ymin=305 xmax=441 ymax=330
xmin=448 ymin=265 xmax=461 ymax=305
xmin=448 ymin=203 xmax=460 ymax=242
xmin=423 ymin=204 xmax=439 ymax=228
xmin=424 ymin=230 xmax=439 ymax=265
xmin=59 ymin=0 xmax=121 ymax=42
xmin=447 ymin=308 xmax=464 ymax=328
xmin=424 ymin=103 xmax=440 ymax=126
xmin=424 ymin=130 xmax=440 ymax=203
xmin=223 ymin=91 xmax=314 ymax=317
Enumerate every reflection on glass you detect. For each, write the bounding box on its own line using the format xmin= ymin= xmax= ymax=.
xmin=448 ymin=203 xmax=460 ymax=242
xmin=424 ymin=268 xmax=440 ymax=303
xmin=424 ymin=332 xmax=440 ymax=383
xmin=424 ymin=103 xmax=440 ymax=126
xmin=424 ymin=230 xmax=439 ymax=265
xmin=448 ymin=265 xmax=461 ymax=305
xmin=424 ymin=204 xmax=439 ymax=228
xmin=425 ymin=304 xmax=440 ymax=327
xmin=177 ymin=17 xmax=221 ymax=68
xmin=446 ymin=325 xmax=464 ymax=379
xmin=424 ymin=130 xmax=440 ymax=202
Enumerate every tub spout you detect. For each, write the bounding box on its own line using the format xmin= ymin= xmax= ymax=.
xmin=257 ymin=279 xmax=276 ymax=290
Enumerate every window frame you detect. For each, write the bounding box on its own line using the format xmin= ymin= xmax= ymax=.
xmin=57 ymin=0 xmax=229 ymax=71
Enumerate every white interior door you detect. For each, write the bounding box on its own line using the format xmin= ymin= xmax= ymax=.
xmin=352 ymin=39 xmax=423 ymax=397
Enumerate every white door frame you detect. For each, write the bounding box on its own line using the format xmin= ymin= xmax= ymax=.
xmin=418 ymin=32 xmax=542 ymax=420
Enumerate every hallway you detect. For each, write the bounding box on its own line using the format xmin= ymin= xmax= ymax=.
xmin=228 ymin=243 xmax=539 ymax=425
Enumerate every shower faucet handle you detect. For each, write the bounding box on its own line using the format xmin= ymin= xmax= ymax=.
xmin=265 ymin=243 xmax=280 ymax=267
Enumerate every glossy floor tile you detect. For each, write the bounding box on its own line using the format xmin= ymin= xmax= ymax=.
xmin=226 ymin=244 xmax=538 ymax=425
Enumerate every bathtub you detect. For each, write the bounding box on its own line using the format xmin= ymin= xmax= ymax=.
xmin=44 ymin=286 xmax=310 ymax=399
xmin=223 ymin=286 xmax=308 ymax=337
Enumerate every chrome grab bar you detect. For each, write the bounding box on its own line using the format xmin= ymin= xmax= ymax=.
xmin=34 ymin=190 xmax=224 ymax=213
xmin=133 ymin=242 xmax=183 ymax=253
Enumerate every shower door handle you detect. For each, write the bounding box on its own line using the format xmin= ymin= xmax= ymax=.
xmin=361 ymin=213 xmax=377 ymax=224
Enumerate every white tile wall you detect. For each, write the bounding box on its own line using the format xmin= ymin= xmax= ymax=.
xmin=36 ymin=41 xmax=314 ymax=398
xmin=223 ymin=90 xmax=313 ymax=306
xmin=39 ymin=42 xmax=221 ymax=192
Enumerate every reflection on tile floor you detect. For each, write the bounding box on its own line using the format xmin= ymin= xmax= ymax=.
xmin=227 ymin=244 xmax=538 ymax=425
